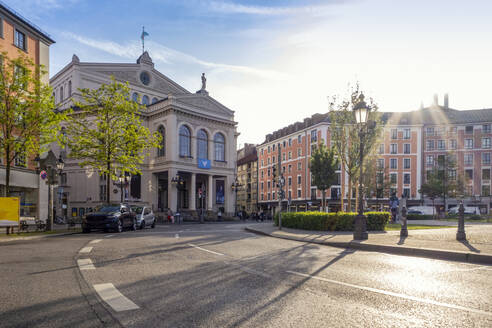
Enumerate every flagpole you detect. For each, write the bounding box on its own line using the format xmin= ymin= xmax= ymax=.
xmin=142 ymin=26 xmax=145 ymax=54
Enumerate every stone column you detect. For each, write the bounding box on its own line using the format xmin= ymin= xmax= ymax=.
xmin=167 ymin=168 xmax=177 ymax=212
xmin=189 ymin=173 xmax=196 ymax=210
xmin=207 ymin=174 xmax=213 ymax=210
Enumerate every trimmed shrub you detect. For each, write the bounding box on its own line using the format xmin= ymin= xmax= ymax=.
xmin=274 ymin=211 xmax=390 ymax=231
xmin=407 ymin=214 xmax=435 ymax=220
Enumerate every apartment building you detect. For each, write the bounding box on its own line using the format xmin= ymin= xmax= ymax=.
xmin=236 ymin=144 xmax=258 ymax=214
xmin=0 ymin=3 xmax=55 ymax=219
xmin=257 ymin=95 xmax=492 ymax=214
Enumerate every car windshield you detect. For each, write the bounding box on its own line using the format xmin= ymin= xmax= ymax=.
xmin=96 ymin=206 xmax=120 ymax=213
xmin=132 ymin=206 xmax=143 ymax=214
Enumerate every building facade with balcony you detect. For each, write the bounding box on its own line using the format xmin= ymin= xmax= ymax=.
xmin=236 ymin=144 xmax=258 ymax=214
xmin=50 ymin=52 xmax=238 ymax=219
xmin=257 ymin=95 xmax=492 ymax=215
xmin=0 ymin=3 xmax=55 ymax=220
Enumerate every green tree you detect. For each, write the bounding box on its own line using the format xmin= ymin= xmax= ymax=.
xmin=310 ymin=141 xmax=339 ymax=212
xmin=363 ymin=155 xmax=391 ymax=206
xmin=0 ymin=50 xmax=64 ymax=196
xmin=64 ymin=77 xmax=161 ymax=203
xmin=420 ymin=153 xmax=464 ymax=216
xmin=329 ymin=83 xmax=381 ymax=211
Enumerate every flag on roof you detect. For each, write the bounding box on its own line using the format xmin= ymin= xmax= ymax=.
xmin=141 ymin=29 xmax=149 ymax=40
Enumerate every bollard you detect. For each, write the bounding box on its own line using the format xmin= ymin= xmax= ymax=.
xmin=456 ymin=201 xmax=466 ymax=241
xmin=400 ymin=206 xmax=408 ymax=237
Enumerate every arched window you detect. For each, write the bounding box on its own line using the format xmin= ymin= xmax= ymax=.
xmin=60 ymin=86 xmax=64 ymax=102
xmin=68 ymin=81 xmax=72 ymax=97
xmin=157 ymin=125 xmax=165 ymax=157
xmin=152 ymin=97 xmax=158 ymax=104
xmin=179 ymin=125 xmax=191 ymax=157
xmin=214 ymin=133 xmax=225 ymax=161
xmin=142 ymin=95 xmax=149 ymax=106
xmin=197 ymin=129 xmax=208 ymax=159
xmin=132 ymin=92 xmax=139 ymax=103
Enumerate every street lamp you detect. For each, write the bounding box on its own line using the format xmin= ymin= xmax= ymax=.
xmin=231 ymin=177 xmax=242 ymax=216
xmin=114 ymin=171 xmax=130 ymax=203
xmin=352 ymin=93 xmax=374 ymax=240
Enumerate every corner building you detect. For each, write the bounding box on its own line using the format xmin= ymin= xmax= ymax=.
xmin=50 ymin=52 xmax=238 ymax=219
xmin=0 ymin=3 xmax=55 ymax=220
xmin=257 ymin=96 xmax=492 ymax=214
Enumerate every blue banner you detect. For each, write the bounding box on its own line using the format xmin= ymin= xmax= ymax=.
xmin=198 ymin=158 xmax=211 ymax=169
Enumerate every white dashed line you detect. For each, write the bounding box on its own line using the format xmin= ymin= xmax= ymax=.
xmin=93 ymin=283 xmax=139 ymax=312
xmin=89 ymin=239 xmax=102 ymax=244
xmin=286 ymin=270 xmax=492 ymax=317
xmin=188 ymin=243 xmax=225 ymax=256
xmin=79 ymin=246 xmax=93 ymax=254
xmin=104 ymin=235 xmax=114 ymax=238
xmin=77 ymin=258 xmax=95 ymax=270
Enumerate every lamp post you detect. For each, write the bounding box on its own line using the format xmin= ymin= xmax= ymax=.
xmin=38 ymin=152 xmax=64 ymax=231
xmin=352 ymin=93 xmax=373 ymax=240
xmin=231 ymin=177 xmax=242 ymax=217
xmin=114 ymin=171 xmax=130 ymax=203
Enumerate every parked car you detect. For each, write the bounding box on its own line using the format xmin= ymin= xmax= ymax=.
xmin=131 ymin=205 xmax=156 ymax=229
xmin=82 ymin=204 xmax=137 ymax=233
xmin=448 ymin=206 xmax=480 ymax=215
xmin=407 ymin=206 xmax=436 ymax=215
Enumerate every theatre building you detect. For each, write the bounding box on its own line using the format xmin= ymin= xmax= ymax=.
xmin=50 ymin=52 xmax=238 ymax=219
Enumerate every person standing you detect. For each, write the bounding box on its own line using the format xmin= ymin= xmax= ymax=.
xmin=389 ymin=193 xmax=399 ymax=223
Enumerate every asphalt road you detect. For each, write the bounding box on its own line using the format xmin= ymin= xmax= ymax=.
xmin=1 ymin=222 xmax=491 ymax=328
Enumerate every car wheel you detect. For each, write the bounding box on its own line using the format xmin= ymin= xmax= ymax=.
xmin=132 ymin=219 xmax=137 ymax=231
xmin=140 ymin=221 xmax=145 ymax=230
xmin=82 ymin=228 xmax=91 ymax=233
xmin=151 ymin=219 xmax=155 ymax=228
xmin=116 ymin=220 xmax=123 ymax=233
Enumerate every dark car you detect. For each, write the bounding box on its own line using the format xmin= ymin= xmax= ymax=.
xmin=82 ymin=204 xmax=137 ymax=233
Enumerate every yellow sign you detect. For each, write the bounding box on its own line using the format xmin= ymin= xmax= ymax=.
xmin=0 ymin=197 xmax=20 ymax=227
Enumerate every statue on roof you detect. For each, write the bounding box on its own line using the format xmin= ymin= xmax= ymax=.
xmin=201 ymin=73 xmax=206 ymax=90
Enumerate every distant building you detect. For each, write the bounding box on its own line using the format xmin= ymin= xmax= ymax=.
xmin=236 ymin=144 xmax=258 ymax=214
xmin=257 ymin=95 xmax=492 ymax=214
xmin=50 ymin=52 xmax=238 ymax=219
xmin=0 ymin=3 xmax=55 ymax=220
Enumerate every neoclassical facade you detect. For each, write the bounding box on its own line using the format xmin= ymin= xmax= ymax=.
xmin=50 ymin=52 xmax=238 ymax=218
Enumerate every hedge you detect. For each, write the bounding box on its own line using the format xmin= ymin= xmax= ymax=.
xmin=407 ymin=214 xmax=435 ymax=220
xmin=273 ymin=211 xmax=390 ymax=231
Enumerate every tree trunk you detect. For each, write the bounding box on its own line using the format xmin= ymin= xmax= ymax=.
xmin=322 ymin=190 xmax=326 ymax=212
xmin=4 ymin=145 xmax=10 ymax=197
xmin=106 ymin=160 xmax=111 ymax=205
xmin=347 ymin=177 xmax=352 ymax=212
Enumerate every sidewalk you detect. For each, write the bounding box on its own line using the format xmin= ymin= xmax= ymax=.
xmin=245 ymin=222 xmax=492 ymax=265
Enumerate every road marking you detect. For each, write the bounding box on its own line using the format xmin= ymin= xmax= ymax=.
xmin=188 ymin=243 xmax=225 ymax=256
xmin=286 ymin=270 xmax=492 ymax=317
xmin=104 ymin=235 xmax=114 ymax=238
xmin=175 ymin=234 xmax=179 ymax=238
xmin=79 ymin=246 xmax=93 ymax=253
xmin=89 ymin=239 xmax=102 ymax=244
xmin=93 ymin=283 xmax=139 ymax=312
xmin=77 ymin=258 xmax=95 ymax=270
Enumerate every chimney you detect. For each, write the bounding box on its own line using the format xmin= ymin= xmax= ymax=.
xmin=444 ymin=93 xmax=449 ymax=108
xmin=433 ymin=94 xmax=439 ymax=106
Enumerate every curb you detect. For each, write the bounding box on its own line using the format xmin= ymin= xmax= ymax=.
xmin=0 ymin=230 xmax=81 ymax=243
xmin=245 ymin=227 xmax=492 ymax=265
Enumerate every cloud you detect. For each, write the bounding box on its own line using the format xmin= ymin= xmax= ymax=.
xmin=208 ymin=0 xmax=343 ymax=16
xmin=62 ymin=32 xmax=288 ymax=80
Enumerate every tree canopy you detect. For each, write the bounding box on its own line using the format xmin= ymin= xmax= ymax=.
xmin=0 ymin=50 xmax=64 ymax=196
xmin=310 ymin=141 xmax=339 ymax=211
xmin=64 ymin=77 xmax=161 ymax=202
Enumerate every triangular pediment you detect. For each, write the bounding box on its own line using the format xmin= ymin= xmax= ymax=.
xmin=81 ymin=64 xmax=189 ymax=95
xmin=174 ymin=94 xmax=234 ymax=119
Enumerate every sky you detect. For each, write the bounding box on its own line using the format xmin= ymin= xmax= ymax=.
xmin=6 ymin=0 xmax=492 ymax=147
